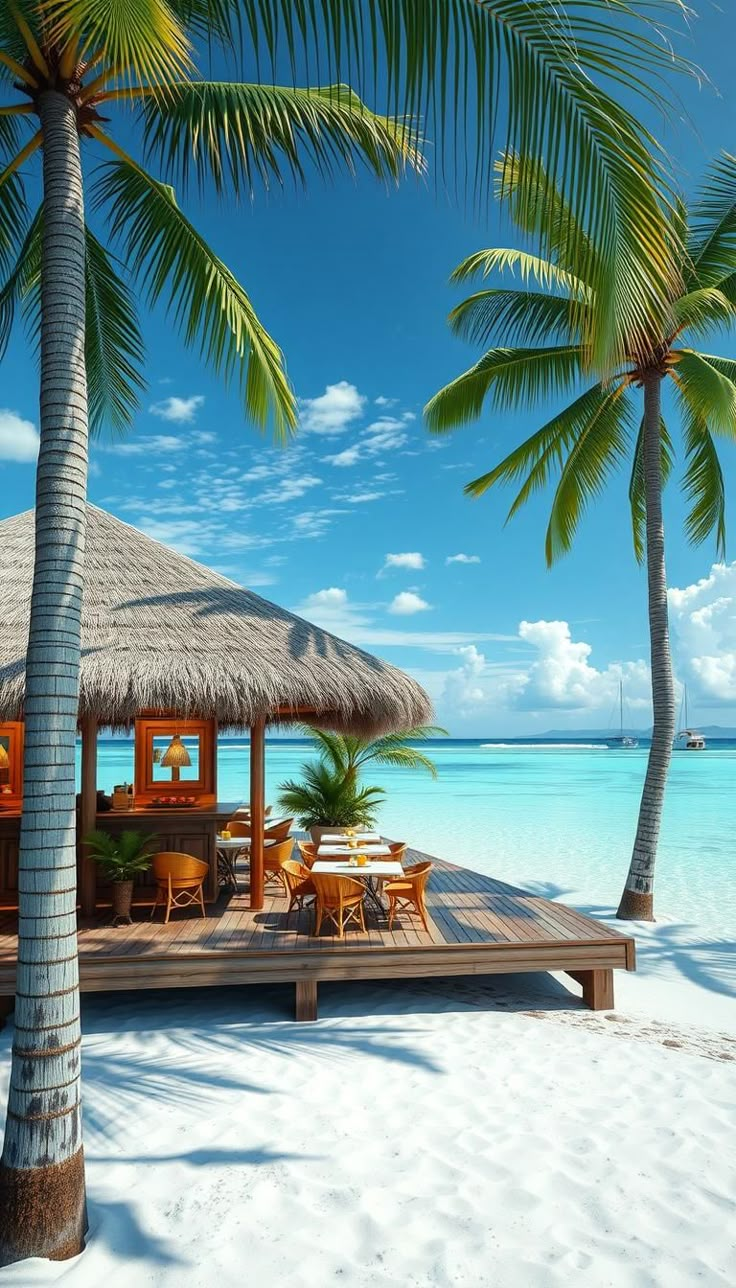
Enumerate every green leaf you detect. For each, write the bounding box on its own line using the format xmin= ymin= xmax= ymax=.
xmin=94 ymin=157 xmax=296 ymax=437
xmin=682 ymin=410 xmax=726 ymax=556
xmin=450 ymin=247 xmax=586 ymax=298
xmin=47 ymin=0 xmax=193 ymax=85
xmin=628 ymin=415 xmax=674 ymax=563
xmin=0 ymin=206 xmax=145 ymax=435
xmin=425 ymin=345 xmax=584 ymax=431
xmin=686 ymin=152 xmax=736 ymax=289
xmin=545 ymin=384 xmax=637 ymax=564
xmin=674 ymin=349 xmax=736 ymax=438
xmin=670 ymin=286 xmax=736 ymax=339
xmin=449 ymin=289 xmax=582 ymax=348
xmin=143 ymin=81 xmax=423 ymax=195
xmin=494 ymin=151 xmax=596 ymax=282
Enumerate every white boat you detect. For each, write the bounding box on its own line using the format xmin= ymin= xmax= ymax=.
xmin=674 ymin=687 xmax=706 ymax=751
xmin=608 ymin=682 xmax=639 ymax=749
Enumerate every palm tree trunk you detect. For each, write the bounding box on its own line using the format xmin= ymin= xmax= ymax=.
xmin=0 ymin=92 xmax=88 ymax=1264
xmin=617 ymin=374 xmax=676 ymax=921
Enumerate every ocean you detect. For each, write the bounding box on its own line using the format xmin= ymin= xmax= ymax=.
xmin=85 ymin=736 xmax=735 ymax=932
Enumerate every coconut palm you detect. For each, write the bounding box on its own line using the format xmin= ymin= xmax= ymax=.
xmin=426 ymin=152 xmax=736 ymax=924
xmin=302 ymin=725 xmax=446 ymax=784
xmin=0 ymin=0 xmax=690 ymax=1266
xmin=278 ymin=760 xmax=387 ymax=831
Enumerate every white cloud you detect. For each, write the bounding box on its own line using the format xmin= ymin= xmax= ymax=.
xmin=389 ymin=591 xmax=430 ymax=616
xmin=381 ymin=552 xmax=425 ymax=575
xmin=0 ymin=409 xmax=39 ymax=462
xmin=446 ymin=553 xmax=481 ymax=565
xmin=345 ymin=491 xmax=383 ymax=504
xmin=669 ymin=562 xmax=736 ymax=703
xmin=150 ymin=395 xmax=205 ymax=424
xmin=515 ymin=620 xmax=650 ymax=711
xmin=374 ymin=395 xmax=397 ymax=407
xmin=293 ymin=588 xmax=505 ymax=650
xmin=300 ymin=381 xmax=365 ymax=435
xmin=106 ymin=434 xmax=185 ymax=457
xmin=323 ymin=445 xmax=361 ymax=468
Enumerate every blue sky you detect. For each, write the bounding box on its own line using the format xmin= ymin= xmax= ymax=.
xmin=2 ymin=6 xmax=736 ymax=734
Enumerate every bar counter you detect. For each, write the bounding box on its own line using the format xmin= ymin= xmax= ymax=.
xmin=0 ymin=801 xmax=242 ymax=908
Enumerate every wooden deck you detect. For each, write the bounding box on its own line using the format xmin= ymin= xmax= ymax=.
xmin=0 ymin=847 xmax=635 ymax=1021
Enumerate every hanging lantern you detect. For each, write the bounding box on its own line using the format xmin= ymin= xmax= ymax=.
xmin=160 ymin=733 xmax=191 ymax=782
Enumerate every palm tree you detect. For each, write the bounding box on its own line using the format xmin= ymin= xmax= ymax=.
xmin=303 ymin=725 xmax=446 ymax=784
xmin=278 ymin=760 xmax=387 ymax=831
xmin=0 ymin=0 xmax=690 ymax=1265
xmin=426 ymin=152 xmax=736 ymax=924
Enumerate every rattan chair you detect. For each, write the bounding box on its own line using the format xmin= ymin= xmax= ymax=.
xmin=264 ymin=818 xmax=293 ymax=843
xmin=311 ymin=871 xmax=366 ymax=938
xmin=383 ymin=861 xmax=432 ymax=932
xmin=296 ymin=839 xmax=318 ymax=868
xmin=150 ymin=851 xmax=208 ymax=924
xmin=263 ymin=836 xmax=294 ymax=891
xmin=281 ymin=858 xmax=316 ymax=916
xmin=225 ymin=819 xmax=251 ymax=838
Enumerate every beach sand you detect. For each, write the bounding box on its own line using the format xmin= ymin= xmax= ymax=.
xmin=0 ymin=937 xmax=734 ymax=1288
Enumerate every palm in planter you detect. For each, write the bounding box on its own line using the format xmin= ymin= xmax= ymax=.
xmin=278 ymin=760 xmax=386 ymax=842
xmin=85 ymin=830 xmax=158 ymax=926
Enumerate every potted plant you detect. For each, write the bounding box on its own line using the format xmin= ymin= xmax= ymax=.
xmin=278 ymin=726 xmax=445 ymax=844
xmin=85 ymin=829 xmax=158 ymax=926
xmin=278 ymin=760 xmax=386 ymax=846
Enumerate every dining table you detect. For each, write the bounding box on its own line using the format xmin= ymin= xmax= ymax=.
xmin=312 ymin=857 xmax=403 ymax=914
xmin=319 ymin=831 xmax=381 ymax=844
xmin=214 ymin=835 xmax=251 ymax=890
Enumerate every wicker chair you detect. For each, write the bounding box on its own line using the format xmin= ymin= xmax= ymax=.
xmin=150 ymin=851 xmax=208 ymax=924
xmin=263 ymin=836 xmax=294 ymax=891
xmin=225 ymin=819 xmax=251 ymax=838
xmin=383 ymin=861 xmax=432 ymax=932
xmin=311 ymin=871 xmax=366 ymax=938
xmin=281 ymin=859 xmax=316 ymax=916
xmin=296 ymin=839 xmax=318 ymax=868
xmin=264 ymin=818 xmax=293 ymax=843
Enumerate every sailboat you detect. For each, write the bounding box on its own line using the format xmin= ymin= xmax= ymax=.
xmin=674 ymin=686 xmax=706 ymax=750
xmin=608 ymin=681 xmax=639 ymax=748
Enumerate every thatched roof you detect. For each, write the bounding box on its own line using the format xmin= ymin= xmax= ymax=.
xmin=0 ymin=505 xmax=431 ymax=735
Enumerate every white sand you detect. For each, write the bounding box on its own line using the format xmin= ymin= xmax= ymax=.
xmin=1 ymin=935 xmax=734 ymax=1288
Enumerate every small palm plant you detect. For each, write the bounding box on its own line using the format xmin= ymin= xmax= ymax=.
xmin=426 ymin=152 xmax=736 ymax=922
xmin=304 ymin=726 xmax=447 ymax=784
xmin=85 ymin=829 xmax=158 ymax=927
xmin=278 ymin=760 xmax=386 ymax=836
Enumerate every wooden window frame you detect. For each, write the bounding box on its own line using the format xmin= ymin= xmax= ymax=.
xmin=0 ymin=722 xmax=24 ymax=809
xmin=134 ymin=716 xmax=216 ymax=807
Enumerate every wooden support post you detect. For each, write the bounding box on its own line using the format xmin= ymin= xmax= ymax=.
xmin=79 ymin=716 xmax=98 ymax=917
xmin=249 ymin=717 xmax=265 ymax=910
xmin=570 ymin=968 xmax=614 ymax=1011
xmin=295 ymin=979 xmax=318 ymax=1021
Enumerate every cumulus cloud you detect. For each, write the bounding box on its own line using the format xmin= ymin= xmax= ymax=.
xmin=322 ymin=411 xmax=414 ymax=468
xmin=293 ymin=588 xmax=502 ymax=650
xmin=669 ymin=562 xmax=736 ymax=703
xmin=446 ymin=553 xmax=480 ymax=565
xmin=300 ymin=381 xmax=365 ymax=434
xmin=389 ymin=591 xmax=430 ymax=616
xmin=381 ymin=552 xmax=425 ymax=575
xmin=515 ymin=620 xmax=650 ymax=711
xmin=0 ymin=409 xmax=39 ymax=462
xmin=150 ymin=395 xmax=205 ymax=424
xmin=323 ymin=445 xmax=361 ymax=468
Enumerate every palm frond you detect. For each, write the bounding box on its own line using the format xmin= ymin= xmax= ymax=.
xmin=545 ymin=383 xmax=637 ymax=565
xmin=628 ymin=414 xmax=674 ymax=563
xmin=450 ymin=247 xmax=587 ymax=298
xmin=674 ymin=349 xmax=736 ymax=438
xmin=0 ymin=150 xmax=29 ymax=279
xmin=686 ymin=152 xmax=736 ymax=289
xmin=93 ymin=151 xmax=295 ymax=437
xmin=0 ymin=205 xmax=145 ymax=434
xmin=84 ymin=229 xmax=146 ymax=434
xmin=495 ymin=151 xmax=596 ymax=283
xmin=46 ymin=0 xmax=193 ymax=86
xmin=449 ymin=289 xmax=583 ymax=348
xmin=670 ymin=286 xmax=736 ymax=338
xmin=425 ymin=345 xmax=584 ymax=432
xmin=682 ymin=409 xmax=726 ymax=556
xmin=142 ymin=81 xmax=423 ymax=196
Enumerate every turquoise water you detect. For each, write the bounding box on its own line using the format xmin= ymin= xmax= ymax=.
xmin=85 ymin=738 xmax=735 ymax=931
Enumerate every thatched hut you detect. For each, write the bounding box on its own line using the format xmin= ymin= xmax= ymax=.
xmin=0 ymin=505 xmax=431 ymax=912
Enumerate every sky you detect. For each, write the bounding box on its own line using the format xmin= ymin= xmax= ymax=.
xmin=2 ymin=5 xmax=736 ymax=735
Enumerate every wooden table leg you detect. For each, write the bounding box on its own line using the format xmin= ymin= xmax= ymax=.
xmin=295 ymin=979 xmax=318 ymax=1022
xmin=571 ymin=968 xmax=614 ymax=1011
